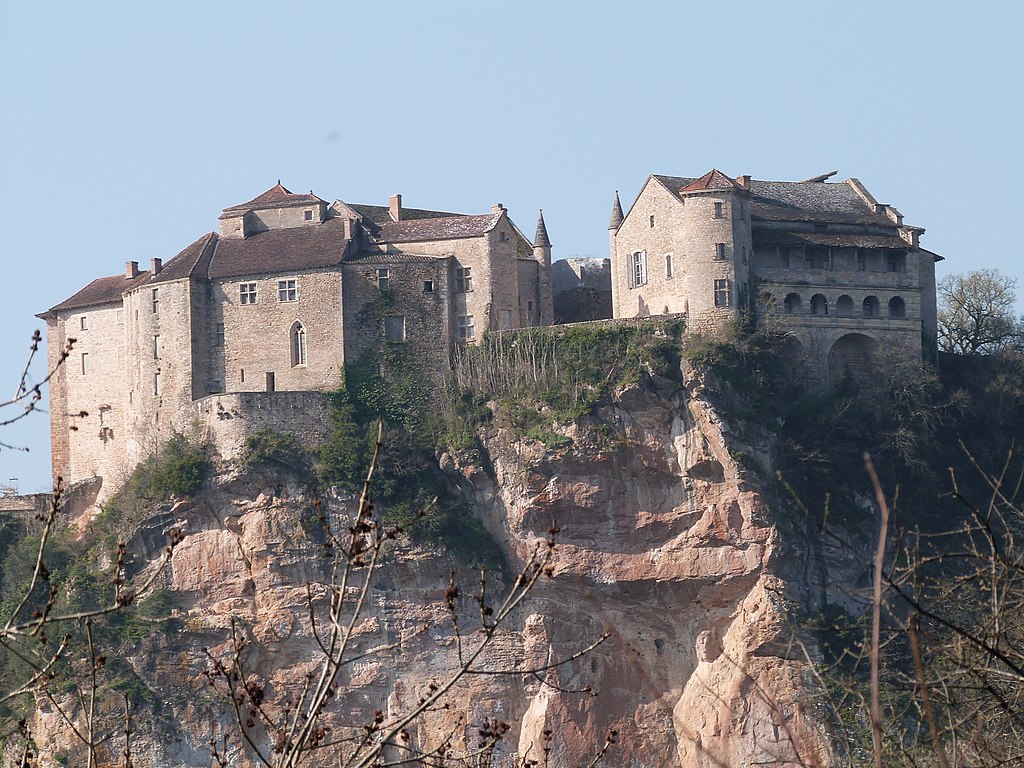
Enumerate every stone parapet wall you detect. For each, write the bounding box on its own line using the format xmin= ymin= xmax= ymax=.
xmin=175 ymin=391 xmax=331 ymax=463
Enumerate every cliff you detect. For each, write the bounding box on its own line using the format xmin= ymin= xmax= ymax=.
xmin=16 ymin=352 xmax=835 ymax=767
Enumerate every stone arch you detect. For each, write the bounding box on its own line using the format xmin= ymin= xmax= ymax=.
xmin=863 ymin=295 xmax=880 ymax=318
xmin=836 ymin=295 xmax=855 ymax=317
xmin=290 ymin=321 xmax=307 ymax=367
xmin=828 ymin=333 xmax=877 ymax=383
xmin=888 ymin=296 xmax=906 ymax=319
xmin=784 ymin=292 xmax=803 ymax=315
xmin=810 ymin=293 xmax=828 ymax=316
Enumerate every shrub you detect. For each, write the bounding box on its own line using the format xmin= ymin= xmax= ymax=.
xmin=129 ymin=433 xmax=210 ymax=501
xmin=242 ymin=428 xmax=306 ymax=473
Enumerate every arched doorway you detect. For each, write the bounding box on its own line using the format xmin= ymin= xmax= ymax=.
xmin=828 ymin=333 xmax=877 ymax=384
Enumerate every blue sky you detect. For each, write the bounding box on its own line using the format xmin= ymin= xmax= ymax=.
xmin=1 ymin=0 xmax=1022 ymax=492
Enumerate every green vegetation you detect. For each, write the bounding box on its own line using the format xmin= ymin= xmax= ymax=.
xmin=242 ymin=427 xmax=308 ymax=474
xmin=128 ymin=432 xmax=210 ymax=502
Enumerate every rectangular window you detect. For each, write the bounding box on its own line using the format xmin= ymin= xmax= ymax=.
xmin=527 ymin=299 xmax=534 ymax=316
xmin=665 ymin=253 xmax=673 ymax=278
xmin=80 ymin=316 xmax=88 ymax=330
xmin=714 ymin=279 xmax=733 ymax=308
xmin=240 ymin=368 xmax=245 ymax=383
xmin=304 ymin=209 xmax=313 ymax=221
xmin=714 ymin=202 xmax=725 ymax=219
xmin=153 ymin=370 xmax=162 ymax=396
xmin=240 ymin=282 xmax=258 ymax=304
xmin=80 ymin=353 xmax=88 ymax=375
xmin=215 ymin=324 xmax=225 ymax=347
xmin=384 ymin=315 xmax=405 ymax=342
xmin=278 ymin=279 xmax=297 ymax=302
xmin=423 ymin=280 xmax=434 ymax=293
xmin=714 ymin=243 xmax=727 ymax=260
xmin=151 ymin=288 xmax=159 ymax=313
xmin=153 ymin=334 xmax=162 ymax=359
xmin=456 ymin=267 xmax=472 ymax=293
xmin=377 ymin=269 xmax=390 ymax=292
xmin=856 ymin=250 xmax=867 ymax=271
xmin=649 ymin=215 xmax=655 ymax=228
xmin=456 ymin=315 xmax=475 ymax=341
xmin=629 ymin=251 xmax=647 ymax=287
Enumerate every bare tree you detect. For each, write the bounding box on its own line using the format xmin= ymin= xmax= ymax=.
xmin=938 ymin=269 xmax=1023 ymax=355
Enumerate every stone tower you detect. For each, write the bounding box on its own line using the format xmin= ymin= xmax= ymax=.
xmin=533 ymin=210 xmax=554 ymax=325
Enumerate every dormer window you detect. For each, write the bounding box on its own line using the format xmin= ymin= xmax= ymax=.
xmin=304 ymin=210 xmax=314 ymax=221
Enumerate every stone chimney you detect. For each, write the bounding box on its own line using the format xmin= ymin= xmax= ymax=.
xmin=151 ymin=258 xmax=162 ymax=275
xmin=491 ymin=203 xmax=505 ymax=214
xmin=125 ymin=261 xmax=139 ymax=279
xmin=737 ymin=175 xmax=752 ymax=190
xmin=389 ymin=193 xmax=402 ymax=222
xmin=343 ymin=218 xmax=353 ymax=240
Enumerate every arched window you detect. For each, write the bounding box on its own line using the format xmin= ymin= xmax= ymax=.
xmin=291 ymin=322 xmax=307 ymax=366
xmin=783 ymin=293 xmax=803 ymax=315
xmin=836 ymin=295 xmax=855 ymax=317
xmin=888 ymin=296 xmax=906 ymax=319
xmin=863 ymin=296 xmax=880 ymax=318
xmin=810 ymin=294 xmax=828 ymax=316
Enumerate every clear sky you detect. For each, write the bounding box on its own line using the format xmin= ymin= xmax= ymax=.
xmin=1 ymin=0 xmax=1022 ymax=493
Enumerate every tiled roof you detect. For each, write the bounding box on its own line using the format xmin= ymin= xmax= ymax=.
xmin=680 ymin=169 xmax=740 ymax=192
xmin=345 ymin=250 xmax=445 ymax=264
xmin=348 ymin=203 xmax=461 ymax=227
xmin=222 ymin=183 xmax=325 ymax=213
xmin=754 ymin=231 xmax=913 ymax=249
xmin=207 ymin=217 xmax=350 ymax=279
xmin=48 ymin=271 xmax=151 ymax=313
xmin=151 ymin=233 xmax=218 ymax=284
xmin=376 ymin=213 xmax=502 ymax=243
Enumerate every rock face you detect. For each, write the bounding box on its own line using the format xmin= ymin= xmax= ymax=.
xmin=26 ymin=370 xmax=833 ymax=767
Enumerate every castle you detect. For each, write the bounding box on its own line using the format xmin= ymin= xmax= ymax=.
xmin=609 ymin=170 xmax=942 ymax=381
xmin=40 ymin=184 xmax=554 ymax=493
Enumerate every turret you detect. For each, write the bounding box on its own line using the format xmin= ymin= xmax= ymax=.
xmin=609 ymin=191 xmax=624 ymax=317
xmin=533 ymin=210 xmax=554 ymax=325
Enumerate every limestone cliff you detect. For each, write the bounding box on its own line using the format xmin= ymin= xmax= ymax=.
xmin=26 ymin=367 xmax=834 ymax=768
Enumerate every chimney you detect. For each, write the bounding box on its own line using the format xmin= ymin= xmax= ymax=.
xmin=389 ymin=193 xmax=402 ymax=222
xmin=343 ymin=217 xmax=354 ymax=240
xmin=151 ymin=258 xmax=162 ymax=275
xmin=125 ymin=261 xmax=139 ymax=279
xmin=491 ymin=203 xmax=505 ymax=214
xmin=737 ymin=175 xmax=752 ymax=190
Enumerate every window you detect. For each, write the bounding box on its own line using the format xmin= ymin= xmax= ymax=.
xmin=423 ymin=280 xmax=434 ymax=293
xmin=80 ymin=353 xmax=88 ymax=375
xmin=240 ymin=368 xmax=245 ymax=383
xmin=527 ymin=299 xmax=534 ymax=316
xmin=810 ymin=294 xmax=828 ymax=316
xmin=456 ymin=267 xmax=472 ymax=293
xmin=240 ymin=282 xmax=258 ymax=304
xmin=153 ymin=370 xmax=162 ymax=396
xmin=629 ymin=251 xmax=647 ymax=287
xmin=377 ymin=269 xmax=390 ymax=292
xmin=863 ymin=296 xmax=880 ymax=317
xmin=856 ymin=250 xmax=867 ymax=272
xmin=80 ymin=316 xmax=87 ymax=330
xmin=714 ymin=243 xmax=727 ymax=261
xmin=278 ymin=279 xmax=297 ymax=302
xmin=291 ymin=322 xmax=307 ymax=364
xmin=714 ymin=279 xmax=733 ymax=308
xmin=151 ymin=288 xmax=159 ymax=313
xmin=649 ymin=215 xmax=655 ymax=228
xmin=304 ymin=209 xmax=313 ymax=221
xmin=153 ymin=335 xmax=162 ymax=359
xmin=713 ymin=201 xmax=725 ymax=219
xmin=499 ymin=231 xmax=510 ymax=242
xmin=665 ymin=252 xmax=674 ymax=278
xmin=456 ymin=315 xmax=475 ymax=341
xmin=888 ymin=296 xmax=906 ymax=318
xmin=214 ymin=324 xmax=224 ymax=347
xmin=784 ymin=293 xmax=803 ymax=314
xmin=384 ymin=316 xmax=405 ymax=342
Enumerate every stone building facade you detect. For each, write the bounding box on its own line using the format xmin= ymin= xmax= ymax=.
xmin=41 ymin=184 xmax=554 ymax=493
xmin=609 ymin=170 xmax=942 ymax=380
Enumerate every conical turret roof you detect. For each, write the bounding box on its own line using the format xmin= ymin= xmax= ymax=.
xmin=534 ymin=209 xmax=551 ymax=248
xmin=609 ymin=191 xmax=624 ymax=229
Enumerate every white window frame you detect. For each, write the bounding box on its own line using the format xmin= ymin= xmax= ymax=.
xmin=153 ymin=334 xmax=162 ymax=359
xmin=714 ymin=243 xmax=727 ymax=261
xmin=292 ymin=323 xmax=307 ymax=365
xmin=278 ymin=279 xmax=298 ymax=303
xmin=377 ymin=268 xmax=390 ymax=291
xmin=456 ymin=315 xmax=475 ymax=341
xmin=151 ymin=288 xmax=159 ymax=313
xmin=240 ymin=282 xmax=258 ymax=304
xmin=215 ymin=324 xmax=225 ymax=347
xmin=456 ymin=267 xmax=473 ymax=293
xmin=628 ymin=251 xmax=647 ymax=288
xmin=714 ymin=279 xmax=733 ymax=308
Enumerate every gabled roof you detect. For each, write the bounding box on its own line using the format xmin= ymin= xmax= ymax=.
xmin=152 ymin=233 xmax=218 ymax=284
xmin=680 ymin=169 xmax=741 ymax=192
xmin=208 ymin=216 xmax=351 ymax=279
xmin=47 ymin=271 xmax=151 ymax=314
xmin=374 ymin=212 xmax=502 ymax=243
xmin=221 ymin=182 xmax=325 ymax=214
xmin=347 ymin=203 xmax=462 ymax=226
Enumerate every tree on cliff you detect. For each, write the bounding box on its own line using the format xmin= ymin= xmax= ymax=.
xmin=937 ymin=269 xmax=1024 ymax=355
